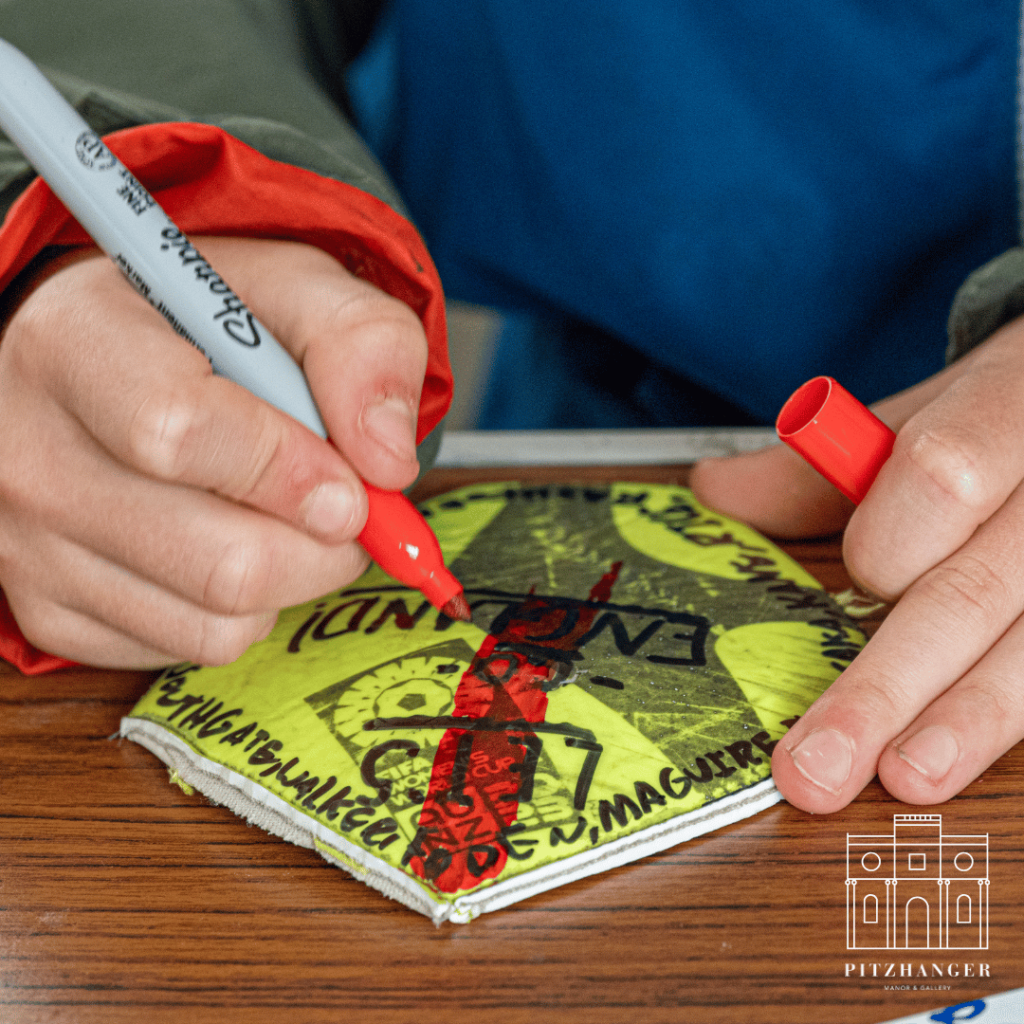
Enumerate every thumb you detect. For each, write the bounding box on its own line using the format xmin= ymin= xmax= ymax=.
xmin=211 ymin=236 xmax=430 ymax=493
xmin=689 ymin=442 xmax=853 ymax=539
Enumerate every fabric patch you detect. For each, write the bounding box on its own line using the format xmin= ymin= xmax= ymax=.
xmin=122 ymin=482 xmax=864 ymax=923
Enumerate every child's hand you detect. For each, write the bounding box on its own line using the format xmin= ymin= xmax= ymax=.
xmin=0 ymin=237 xmax=429 ymax=668
xmin=690 ymin=322 xmax=1024 ymax=811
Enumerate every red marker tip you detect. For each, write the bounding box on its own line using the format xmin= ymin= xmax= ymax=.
xmin=776 ymin=376 xmax=896 ymax=504
xmin=440 ymin=592 xmax=472 ymax=622
xmin=358 ymin=482 xmax=468 ymax=614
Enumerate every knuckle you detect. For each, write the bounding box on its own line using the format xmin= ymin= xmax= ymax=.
xmin=0 ymin=448 xmax=41 ymax=514
xmin=201 ymin=538 xmax=274 ymax=615
xmin=188 ymin=616 xmax=260 ymax=667
xmin=373 ymin=301 xmax=428 ymax=360
xmin=899 ymin=427 xmax=992 ymax=514
xmin=2 ymin=304 xmax=69 ymax=393
xmin=12 ymin=600 xmax=64 ymax=656
xmin=958 ymin=668 xmax=1024 ymax=724
xmin=231 ymin=425 xmax=307 ymax=508
xmin=183 ymin=610 xmax=256 ymax=667
xmin=841 ymin=669 xmax=917 ymax=724
xmin=916 ymin=554 xmax=1012 ymax=624
xmin=966 ymin=682 xmax=1020 ymax=730
xmin=3 ymin=294 xmax=55 ymax=350
xmin=325 ymin=285 xmax=427 ymax=358
xmin=6 ymin=589 xmax=90 ymax=664
xmin=127 ymin=390 xmax=206 ymax=479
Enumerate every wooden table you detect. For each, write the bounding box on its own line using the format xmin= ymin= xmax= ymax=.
xmin=2 ymin=465 xmax=1021 ymax=1024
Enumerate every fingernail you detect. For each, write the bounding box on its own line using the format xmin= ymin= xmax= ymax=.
xmin=788 ymin=728 xmax=854 ymax=795
xmin=362 ymin=397 xmax=418 ymax=463
xmin=897 ymin=725 xmax=959 ymax=782
xmin=302 ymin=480 xmax=362 ymax=537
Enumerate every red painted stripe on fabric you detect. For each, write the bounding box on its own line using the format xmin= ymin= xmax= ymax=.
xmin=408 ymin=563 xmax=622 ymax=892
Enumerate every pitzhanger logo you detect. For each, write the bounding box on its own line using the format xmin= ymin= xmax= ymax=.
xmin=74 ymin=130 xmax=116 ymax=171
xmin=846 ymin=814 xmax=989 ymax=950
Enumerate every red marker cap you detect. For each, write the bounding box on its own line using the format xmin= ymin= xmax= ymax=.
xmin=775 ymin=376 xmax=896 ymax=504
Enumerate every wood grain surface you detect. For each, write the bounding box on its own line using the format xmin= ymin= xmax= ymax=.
xmin=2 ymin=466 xmax=1020 ymax=1024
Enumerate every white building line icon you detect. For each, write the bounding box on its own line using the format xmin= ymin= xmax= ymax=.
xmin=846 ymin=814 xmax=989 ymax=950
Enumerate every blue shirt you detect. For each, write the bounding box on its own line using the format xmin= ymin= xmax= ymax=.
xmin=353 ymin=1 xmax=1019 ymax=426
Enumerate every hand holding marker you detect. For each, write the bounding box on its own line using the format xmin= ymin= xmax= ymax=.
xmin=0 ymin=38 xmax=470 ymax=622
xmin=0 ymin=42 xmax=892 ymax=626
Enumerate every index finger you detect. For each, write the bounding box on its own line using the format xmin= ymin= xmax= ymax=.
xmin=772 ymin=478 xmax=1024 ymax=812
xmin=845 ymin=318 xmax=1024 ymax=601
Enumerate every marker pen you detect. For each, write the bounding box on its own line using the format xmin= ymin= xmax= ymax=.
xmin=776 ymin=376 xmax=895 ymax=504
xmin=0 ymin=39 xmax=470 ymax=621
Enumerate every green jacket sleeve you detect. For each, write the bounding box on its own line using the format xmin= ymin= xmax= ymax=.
xmin=947 ymin=247 xmax=1024 ymax=363
xmin=0 ymin=0 xmax=404 ymax=219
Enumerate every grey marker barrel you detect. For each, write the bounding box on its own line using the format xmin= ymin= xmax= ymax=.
xmin=0 ymin=38 xmax=328 ymax=438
